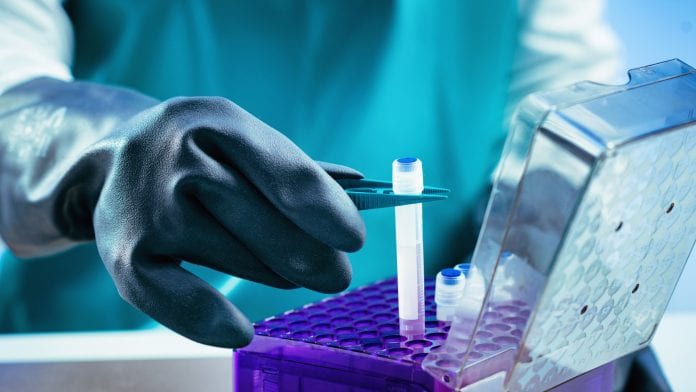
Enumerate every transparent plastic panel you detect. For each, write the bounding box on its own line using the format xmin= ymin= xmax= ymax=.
xmin=423 ymin=59 xmax=696 ymax=390
xmin=508 ymin=122 xmax=696 ymax=391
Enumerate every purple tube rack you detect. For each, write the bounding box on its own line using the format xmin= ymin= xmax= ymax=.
xmin=234 ymin=278 xmax=613 ymax=391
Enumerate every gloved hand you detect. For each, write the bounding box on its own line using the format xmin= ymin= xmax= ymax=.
xmin=0 ymin=77 xmax=366 ymax=347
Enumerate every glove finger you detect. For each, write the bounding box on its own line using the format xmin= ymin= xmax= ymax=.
xmin=169 ymin=199 xmax=297 ymax=289
xmin=316 ymin=161 xmax=364 ymax=180
xmin=188 ymin=99 xmax=365 ymax=252
xmin=191 ymin=167 xmax=353 ymax=293
xmin=108 ymin=251 xmax=254 ymax=348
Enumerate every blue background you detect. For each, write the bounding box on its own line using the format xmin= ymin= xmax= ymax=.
xmin=608 ymin=0 xmax=696 ymax=69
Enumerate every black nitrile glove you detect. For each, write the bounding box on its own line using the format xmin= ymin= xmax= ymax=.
xmin=0 ymin=78 xmax=366 ymax=347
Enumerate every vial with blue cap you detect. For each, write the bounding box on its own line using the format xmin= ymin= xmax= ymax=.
xmin=435 ymin=268 xmax=466 ymax=322
xmin=393 ymin=157 xmax=426 ymax=335
xmin=454 ymin=262 xmax=471 ymax=277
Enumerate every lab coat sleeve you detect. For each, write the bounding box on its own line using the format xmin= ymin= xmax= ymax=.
xmin=0 ymin=0 xmax=73 ymax=252
xmin=506 ymin=0 xmax=624 ymax=121
xmin=0 ymin=0 xmax=74 ymax=95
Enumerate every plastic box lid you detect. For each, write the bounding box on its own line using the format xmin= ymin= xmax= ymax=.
xmin=423 ymin=59 xmax=696 ymax=391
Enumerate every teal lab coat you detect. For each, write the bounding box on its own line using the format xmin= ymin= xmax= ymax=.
xmin=0 ymin=0 xmax=517 ymax=332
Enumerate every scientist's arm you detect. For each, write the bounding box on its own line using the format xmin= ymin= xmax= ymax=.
xmin=0 ymin=0 xmax=73 ymax=95
xmin=475 ymin=0 xmax=622 ymax=263
xmin=0 ymin=1 xmax=365 ymax=348
xmin=497 ymin=0 xmax=622 ymax=264
xmin=506 ymin=0 xmax=622 ymax=118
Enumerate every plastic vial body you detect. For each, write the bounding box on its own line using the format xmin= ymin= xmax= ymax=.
xmin=435 ymin=268 xmax=466 ymax=322
xmin=393 ymin=157 xmax=426 ymax=336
